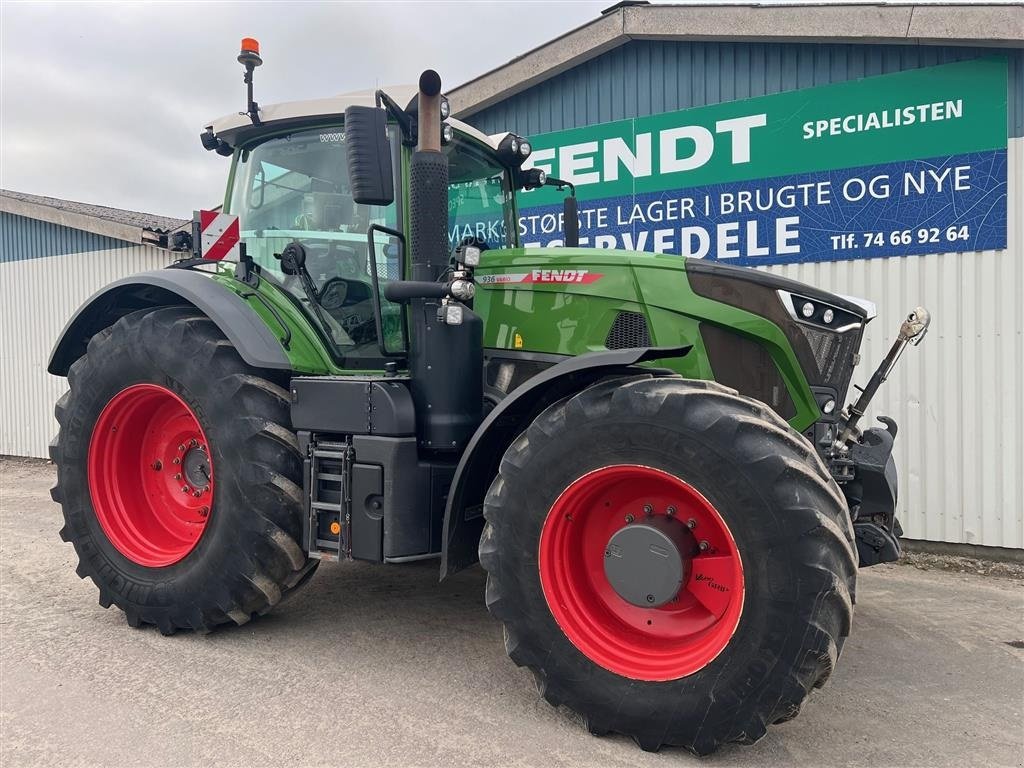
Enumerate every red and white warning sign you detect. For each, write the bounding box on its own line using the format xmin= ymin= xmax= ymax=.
xmin=197 ymin=210 xmax=240 ymax=261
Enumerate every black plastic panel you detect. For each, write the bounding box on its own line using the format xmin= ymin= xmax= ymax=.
xmin=350 ymin=461 xmax=384 ymax=562
xmin=290 ymin=377 xmax=416 ymax=435
xmin=349 ymin=435 xmax=456 ymax=560
xmin=700 ymin=323 xmax=797 ymax=420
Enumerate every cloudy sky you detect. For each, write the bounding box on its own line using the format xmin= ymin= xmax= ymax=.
xmin=2 ymin=0 xmax=981 ymax=219
xmin=1 ymin=1 xmax=609 ymax=217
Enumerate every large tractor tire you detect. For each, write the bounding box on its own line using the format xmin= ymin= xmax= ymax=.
xmin=480 ymin=376 xmax=856 ymax=755
xmin=50 ymin=307 xmax=316 ymax=634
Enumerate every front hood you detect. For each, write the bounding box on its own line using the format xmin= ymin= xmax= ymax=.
xmin=480 ymin=247 xmax=870 ymax=320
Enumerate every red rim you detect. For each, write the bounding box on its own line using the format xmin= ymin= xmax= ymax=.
xmin=87 ymin=383 xmax=214 ymax=567
xmin=538 ymin=465 xmax=744 ymax=681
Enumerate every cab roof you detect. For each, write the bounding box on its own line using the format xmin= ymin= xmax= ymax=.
xmin=206 ymin=85 xmax=503 ymax=151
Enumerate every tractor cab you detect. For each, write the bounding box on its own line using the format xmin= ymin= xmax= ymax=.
xmin=205 ymin=87 xmax=521 ymax=366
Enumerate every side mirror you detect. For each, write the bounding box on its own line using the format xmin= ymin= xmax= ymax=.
xmin=563 ymin=196 xmax=579 ymax=248
xmin=344 ymin=105 xmax=394 ymax=206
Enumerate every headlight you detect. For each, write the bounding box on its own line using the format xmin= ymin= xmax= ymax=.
xmin=780 ymin=290 xmax=863 ymax=333
xmin=497 ymin=133 xmax=530 ymax=167
xmin=517 ymin=167 xmax=547 ymax=191
xmin=457 ymin=244 xmax=481 ymax=267
xmin=440 ymin=96 xmax=450 ymax=119
xmin=442 ymin=302 xmax=463 ymax=325
xmin=450 ymin=279 xmax=476 ymax=301
xmin=441 ymin=123 xmax=454 ymax=144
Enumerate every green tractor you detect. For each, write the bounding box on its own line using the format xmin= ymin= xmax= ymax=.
xmin=49 ymin=43 xmax=929 ymax=754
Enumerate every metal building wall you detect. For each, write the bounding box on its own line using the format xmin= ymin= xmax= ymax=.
xmin=765 ymin=139 xmax=1023 ymax=550
xmin=466 ymin=41 xmax=1024 ymax=550
xmin=0 ymin=213 xmax=174 ymax=458
xmin=468 ymin=41 xmax=1023 ymax=138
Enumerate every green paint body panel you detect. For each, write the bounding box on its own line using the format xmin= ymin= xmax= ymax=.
xmin=205 ymin=265 xmax=349 ymax=375
xmin=473 ymin=248 xmax=820 ymax=431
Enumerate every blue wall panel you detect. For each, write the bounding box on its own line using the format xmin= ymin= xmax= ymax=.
xmin=467 ymin=41 xmax=1023 ymax=139
xmin=0 ymin=213 xmax=131 ymax=263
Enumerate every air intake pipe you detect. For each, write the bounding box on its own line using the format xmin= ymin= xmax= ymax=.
xmin=406 ymin=70 xmax=483 ymax=453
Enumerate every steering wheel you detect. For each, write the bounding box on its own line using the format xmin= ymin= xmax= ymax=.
xmin=319 ymin=278 xmax=349 ymax=310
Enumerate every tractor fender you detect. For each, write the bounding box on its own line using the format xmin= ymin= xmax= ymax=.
xmin=48 ymin=269 xmax=291 ymax=376
xmin=440 ymin=345 xmax=690 ymax=579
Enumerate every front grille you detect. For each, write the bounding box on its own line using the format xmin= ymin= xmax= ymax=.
xmin=606 ymin=311 xmax=651 ymax=350
xmin=798 ymin=325 xmax=860 ymax=392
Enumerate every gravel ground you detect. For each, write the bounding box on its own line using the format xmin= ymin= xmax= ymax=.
xmin=899 ymin=550 xmax=1024 ymax=580
xmin=2 ymin=456 xmax=1022 ymax=767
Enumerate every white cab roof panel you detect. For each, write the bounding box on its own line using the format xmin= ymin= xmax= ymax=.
xmin=207 ymin=86 xmax=499 ymax=149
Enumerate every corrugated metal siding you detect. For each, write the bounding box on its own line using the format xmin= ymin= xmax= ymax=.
xmin=0 ymin=213 xmax=174 ymax=458
xmin=762 ymin=137 xmax=1022 ymax=550
xmin=468 ymin=41 xmax=1023 ymax=139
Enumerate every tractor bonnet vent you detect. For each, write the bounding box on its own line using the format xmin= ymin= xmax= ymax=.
xmin=798 ymin=325 xmax=859 ymax=387
xmin=606 ymin=311 xmax=651 ymax=350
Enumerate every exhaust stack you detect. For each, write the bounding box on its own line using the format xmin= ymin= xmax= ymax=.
xmin=409 ymin=70 xmax=449 ymax=282
xmin=405 ymin=70 xmax=483 ymax=453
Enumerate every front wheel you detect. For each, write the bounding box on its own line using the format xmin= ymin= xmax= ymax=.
xmin=51 ymin=306 xmax=317 ymax=634
xmin=479 ymin=376 xmax=856 ymax=755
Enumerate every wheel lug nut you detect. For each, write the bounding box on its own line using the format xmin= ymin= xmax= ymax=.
xmin=174 ymin=473 xmax=182 ymax=480
xmin=178 ymin=444 xmax=185 ymax=452
xmin=181 ymin=486 xmax=190 ymax=493
xmin=643 ymin=504 xmax=653 ymax=516
xmin=666 ymin=505 xmax=677 ymax=516
xmin=698 ymin=540 xmax=709 ymax=552
xmin=624 ymin=514 xmax=634 ymax=523
xmin=199 ymin=507 xmax=209 ymax=517
xmin=687 ymin=518 xmax=697 ymax=529
xmin=151 ymin=460 xmax=162 ymax=471
xmin=190 ymin=438 xmax=198 ymax=447
xmin=193 ymin=490 xmax=201 ymax=498
xmin=172 ymin=457 xmax=180 ymax=465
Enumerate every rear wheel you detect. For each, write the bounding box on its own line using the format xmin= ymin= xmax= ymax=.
xmin=479 ymin=376 xmax=856 ymax=755
xmin=51 ymin=306 xmax=316 ymax=633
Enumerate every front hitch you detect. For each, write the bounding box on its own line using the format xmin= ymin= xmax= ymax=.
xmin=838 ymin=307 xmax=931 ymax=446
xmin=831 ymin=307 xmax=930 ymax=566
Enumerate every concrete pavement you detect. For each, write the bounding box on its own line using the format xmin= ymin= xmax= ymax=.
xmin=2 ymin=457 xmax=1022 ymax=767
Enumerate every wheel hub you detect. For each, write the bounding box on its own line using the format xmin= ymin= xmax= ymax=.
xmin=182 ymin=445 xmax=211 ymax=490
xmin=604 ymin=517 xmax=696 ymax=607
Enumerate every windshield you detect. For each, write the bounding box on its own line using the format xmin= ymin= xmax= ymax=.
xmin=229 ymin=125 xmax=515 ymax=365
xmin=230 ymin=125 xmax=403 ymax=363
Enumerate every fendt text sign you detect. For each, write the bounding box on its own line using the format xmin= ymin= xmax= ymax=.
xmin=519 ymin=58 xmax=1008 ymax=265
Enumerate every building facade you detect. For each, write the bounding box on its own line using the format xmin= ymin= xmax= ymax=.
xmin=450 ymin=3 xmax=1024 ymax=550
xmin=1 ymin=191 xmax=182 ymax=458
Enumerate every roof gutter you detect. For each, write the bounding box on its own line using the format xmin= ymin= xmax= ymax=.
xmin=0 ymin=194 xmax=167 ymax=248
